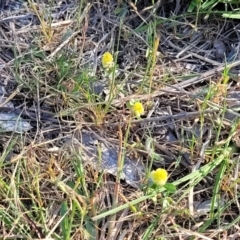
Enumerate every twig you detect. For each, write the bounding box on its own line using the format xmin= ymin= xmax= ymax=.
xmin=46 ymin=3 xmax=92 ymax=61
xmin=0 ymin=87 xmax=20 ymax=108
xmin=107 ymin=123 xmax=123 ymax=240
xmin=46 ymin=30 xmax=81 ymax=61
xmin=162 ymin=34 xmax=221 ymax=66
xmin=111 ymin=59 xmax=240 ymax=106
xmin=234 ymin=156 xmax=240 ymax=213
xmin=109 ymin=109 xmax=217 ymax=126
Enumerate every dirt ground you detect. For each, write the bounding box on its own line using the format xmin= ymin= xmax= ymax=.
xmin=1 ymin=0 xmax=240 ymax=239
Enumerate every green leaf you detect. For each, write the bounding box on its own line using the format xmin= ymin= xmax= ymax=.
xmin=85 ymin=220 xmax=98 ymax=240
xmin=150 ymin=152 xmax=164 ymax=161
xmin=60 ymin=201 xmax=70 ymax=240
xmin=114 ymin=7 xmax=124 ymax=15
xmin=162 ymin=198 xmax=171 ymax=209
xmin=151 ymin=195 xmax=158 ymax=204
xmin=163 ymin=183 xmax=176 ymax=193
xmin=187 ymin=0 xmax=197 ymax=12
xmin=222 ymin=13 xmax=240 ymax=19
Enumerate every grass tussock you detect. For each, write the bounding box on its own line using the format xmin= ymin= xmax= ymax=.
xmin=0 ymin=0 xmax=240 ymax=239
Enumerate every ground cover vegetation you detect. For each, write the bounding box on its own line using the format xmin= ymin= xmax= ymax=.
xmin=0 ymin=0 xmax=240 ymax=239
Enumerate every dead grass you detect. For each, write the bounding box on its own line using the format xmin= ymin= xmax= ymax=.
xmin=1 ymin=0 xmax=240 ymax=239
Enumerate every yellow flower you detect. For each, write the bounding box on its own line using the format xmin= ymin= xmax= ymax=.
xmin=149 ymin=168 xmax=168 ymax=186
xmin=102 ymin=52 xmax=114 ymax=69
xmin=132 ymin=102 xmax=144 ymax=118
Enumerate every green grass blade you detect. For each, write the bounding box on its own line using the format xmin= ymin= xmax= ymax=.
xmin=60 ymin=201 xmax=70 ymax=240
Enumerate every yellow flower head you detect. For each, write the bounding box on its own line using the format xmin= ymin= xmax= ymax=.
xmin=149 ymin=168 xmax=168 ymax=186
xmin=132 ymin=101 xmax=144 ymax=118
xmin=102 ymin=52 xmax=114 ymax=69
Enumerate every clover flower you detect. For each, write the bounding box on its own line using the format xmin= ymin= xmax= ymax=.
xmin=149 ymin=168 xmax=168 ymax=186
xmin=102 ymin=52 xmax=114 ymax=69
xmin=132 ymin=101 xmax=144 ymax=118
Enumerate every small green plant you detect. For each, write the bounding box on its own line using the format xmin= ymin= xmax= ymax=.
xmin=146 ymin=168 xmax=176 ymax=205
xmin=188 ymin=0 xmax=240 ymax=20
